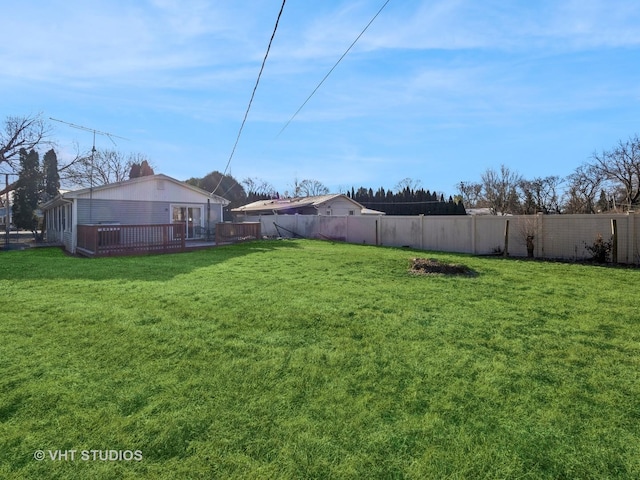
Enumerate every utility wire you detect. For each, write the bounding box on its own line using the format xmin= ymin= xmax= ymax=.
xmin=212 ymin=0 xmax=287 ymax=195
xmin=360 ymin=200 xmax=450 ymax=205
xmin=277 ymin=0 xmax=392 ymax=137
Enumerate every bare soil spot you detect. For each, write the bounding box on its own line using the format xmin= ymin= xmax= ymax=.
xmin=409 ymin=258 xmax=476 ymax=276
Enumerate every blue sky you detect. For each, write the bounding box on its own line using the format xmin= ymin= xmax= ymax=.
xmin=3 ymin=0 xmax=640 ymax=196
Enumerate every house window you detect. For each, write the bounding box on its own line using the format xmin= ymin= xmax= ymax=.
xmin=61 ymin=204 xmax=72 ymax=232
xmin=326 ymin=209 xmax=331 ymax=215
xmin=349 ymin=210 xmax=355 ymax=215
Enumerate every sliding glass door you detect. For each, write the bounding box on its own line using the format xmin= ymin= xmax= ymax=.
xmin=172 ymin=206 xmax=203 ymax=239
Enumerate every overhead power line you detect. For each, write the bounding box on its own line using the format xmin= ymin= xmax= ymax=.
xmin=212 ymin=0 xmax=287 ymax=195
xmin=277 ymin=0 xmax=392 ymax=137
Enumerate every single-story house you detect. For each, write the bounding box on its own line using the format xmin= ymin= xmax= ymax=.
xmin=41 ymin=174 xmax=229 ymax=255
xmin=232 ymin=194 xmax=385 ymax=218
xmin=0 ymin=200 xmax=12 ymax=228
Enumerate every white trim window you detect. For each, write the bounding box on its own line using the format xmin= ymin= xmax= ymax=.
xmin=66 ymin=204 xmax=72 ymax=232
xmin=170 ymin=204 xmax=204 ymax=239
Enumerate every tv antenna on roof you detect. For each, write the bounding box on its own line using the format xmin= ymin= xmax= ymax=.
xmin=50 ymin=117 xmax=129 ymax=223
xmin=50 ymin=117 xmax=129 ymax=149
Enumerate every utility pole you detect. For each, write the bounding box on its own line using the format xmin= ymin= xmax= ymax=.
xmin=49 ymin=118 xmax=128 ymax=223
xmin=4 ymin=174 xmax=9 ymax=246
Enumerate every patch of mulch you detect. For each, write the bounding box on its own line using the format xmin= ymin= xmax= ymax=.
xmin=409 ymin=258 xmax=476 ymax=276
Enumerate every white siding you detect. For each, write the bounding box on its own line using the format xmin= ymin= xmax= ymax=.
xmin=316 ymin=197 xmax=363 ymax=216
xmin=74 ymin=179 xmax=215 ymax=204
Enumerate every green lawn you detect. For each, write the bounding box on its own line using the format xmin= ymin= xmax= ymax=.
xmin=1 ymin=240 xmax=639 ymax=479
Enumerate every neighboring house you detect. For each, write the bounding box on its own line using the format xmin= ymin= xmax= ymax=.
xmin=0 ymin=197 xmax=12 ymax=228
xmin=0 ymin=187 xmax=16 ymax=228
xmin=232 ymin=194 xmax=385 ymax=218
xmin=465 ymin=208 xmax=494 ymax=216
xmin=466 ymin=208 xmax=511 ymax=216
xmin=41 ymin=174 xmax=229 ymax=255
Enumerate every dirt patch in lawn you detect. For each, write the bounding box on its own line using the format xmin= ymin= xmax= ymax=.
xmin=409 ymin=258 xmax=476 ymax=277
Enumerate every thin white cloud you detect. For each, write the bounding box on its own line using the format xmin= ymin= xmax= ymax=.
xmin=342 ymin=0 xmax=640 ymax=52
xmin=2 ymin=0 xmax=266 ymax=85
xmin=3 ymin=0 xmax=640 ymax=194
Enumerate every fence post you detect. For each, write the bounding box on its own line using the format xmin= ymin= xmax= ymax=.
xmin=470 ymin=214 xmax=476 ymax=254
xmin=611 ymin=218 xmax=618 ymax=263
xmin=503 ymin=220 xmax=509 ymax=257
xmin=536 ymin=212 xmax=544 ymax=259
xmin=345 ymin=214 xmax=349 ymax=243
xmin=627 ymin=211 xmax=636 ymax=264
xmin=420 ymin=214 xmax=424 ymax=250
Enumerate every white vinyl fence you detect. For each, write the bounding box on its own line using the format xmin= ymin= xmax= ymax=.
xmin=239 ymin=212 xmax=640 ymax=264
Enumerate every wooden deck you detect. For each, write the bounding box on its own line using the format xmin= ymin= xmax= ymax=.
xmin=74 ymin=222 xmax=261 ymax=257
xmin=76 ymin=224 xmax=186 ymax=257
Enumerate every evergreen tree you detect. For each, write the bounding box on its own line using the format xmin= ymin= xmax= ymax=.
xmin=128 ymin=159 xmax=155 ymax=179
xmin=128 ymin=163 xmax=141 ymax=179
xmin=596 ymin=189 xmax=610 ymax=212
xmin=348 ymin=184 xmax=465 ymax=215
xmin=186 ymin=171 xmax=247 ymax=219
xmin=42 ymin=149 xmax=60 ymax=202
xmin=12 ymin=149 xmax=40 ymax=234
xmin=140 ymin=160 xmax=154 ymax=176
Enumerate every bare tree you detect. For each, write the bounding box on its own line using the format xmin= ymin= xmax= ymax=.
xmin=591 ymin=135 xmax=640 ymax=210
xmin=481 ymin=165 xmax=522 ymax=215
xmin=242 ymin=177 xmax=276 ymax=196
xmin=63 ymin=148 xmax=137 ymax=188
xmin=284 ymin=177 xmax=302 ymax=198
xmin=519 ymin=176 xmax=563 ymax=214
xmin=394 ymin=177 xmax=422 ymax=193
xmin=563 ymin=164 xmax=605 ymax=214
xmin=516 ymin=216 xmax=538 ymax=257
xmin=285 ymin=177 xmax=329 ymax=197
xmin=0 ymin=114 xmax=51 ymax=171
xmin=298 ymin=179 xmax=329 ymax=197
xmin=456 ymin=181 xmax=483 ymax=208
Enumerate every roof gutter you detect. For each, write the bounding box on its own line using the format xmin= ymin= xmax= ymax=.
xmin=40 ymin=195 xmax=72 ymax=211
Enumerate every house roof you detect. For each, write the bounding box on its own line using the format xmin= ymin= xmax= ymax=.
xmin=232 ymin=193 xmax=384 ymax=215
xmin=41 ymin=174 xmax=230 ymax=209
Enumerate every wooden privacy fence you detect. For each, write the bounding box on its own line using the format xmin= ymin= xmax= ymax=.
xmin=215 ymin=222 xmax=261 ymax=244
xmin=76 ymin=223 xmax=185 ymax=257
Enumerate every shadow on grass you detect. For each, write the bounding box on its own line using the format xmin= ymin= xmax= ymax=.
xmin=0 ymin=240 xmax=302 ymax=282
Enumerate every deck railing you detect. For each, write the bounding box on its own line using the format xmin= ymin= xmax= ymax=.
xmin=215 ymin=222 xmax=261 ymax=244
xmin=76 ymin=223 xmax=185 ymax=257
